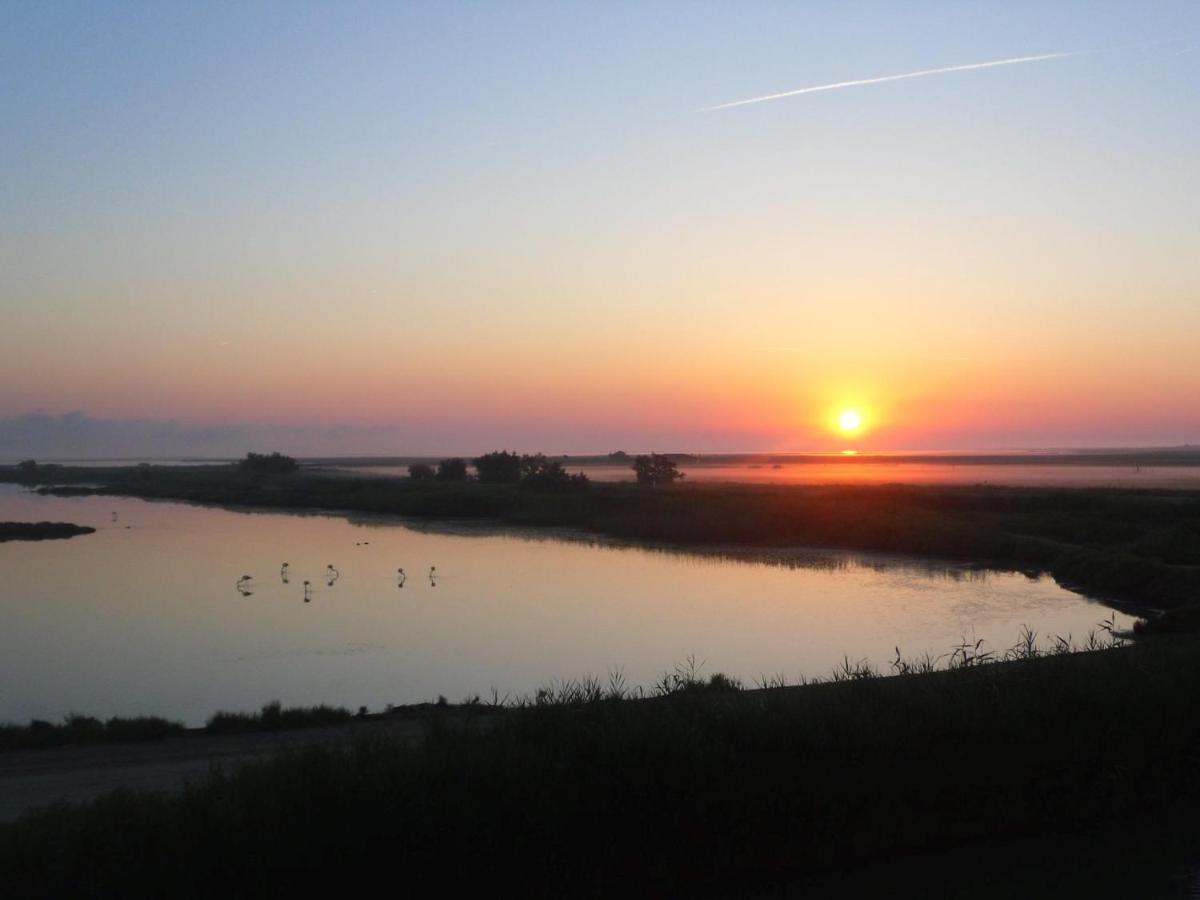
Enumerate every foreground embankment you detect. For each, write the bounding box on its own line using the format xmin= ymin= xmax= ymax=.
xmin=3 ymin=636 xmax=1200 ymax=897
xmin=5 ymin=464 xmax=1199 ymax=627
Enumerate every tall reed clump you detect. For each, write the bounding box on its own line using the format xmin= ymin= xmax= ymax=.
xmin=204 ymin=701 xmax=353 ymax=735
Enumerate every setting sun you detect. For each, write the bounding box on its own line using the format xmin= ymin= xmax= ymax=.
xmin=838 ymin=409 xmax=863 ymax=433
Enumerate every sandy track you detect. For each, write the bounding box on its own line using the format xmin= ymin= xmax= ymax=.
xmin=0 ymin=718 xmax=426 ymax=823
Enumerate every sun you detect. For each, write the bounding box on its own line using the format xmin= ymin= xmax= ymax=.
xmin=837 ymin=409 xmax=863 ymax=433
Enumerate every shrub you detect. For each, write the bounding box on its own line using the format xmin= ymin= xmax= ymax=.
xmin=407 ymin=463 xmax=436 ymax=480
xmin=474 ymin=451 xmax=523 ymax=483
xmin=435 ymin=458 xmax=469 ymax=481
xmin=520 ymin=455 xmax=589 ymax=492
xmin=632 ymin=453 xmax=685 ymax=486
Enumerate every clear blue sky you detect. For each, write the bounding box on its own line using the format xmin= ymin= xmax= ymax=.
xmin=2 ymin=2 xmax=1197 ymax=454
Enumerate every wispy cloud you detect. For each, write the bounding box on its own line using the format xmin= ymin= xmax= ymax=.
xmin=701 ymin=50 xmax=1093 ymax=111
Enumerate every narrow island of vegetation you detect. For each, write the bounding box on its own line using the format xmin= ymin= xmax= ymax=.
xmin=0 ymin=521 xmax=95 ymax=542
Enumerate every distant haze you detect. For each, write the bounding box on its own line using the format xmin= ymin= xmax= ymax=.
xmin=1 ymin=412 xmax=1195 ymax=460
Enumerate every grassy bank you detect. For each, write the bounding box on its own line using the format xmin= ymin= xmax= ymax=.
xmin=4 ymin=635 xmax=1200 ymax=897
xmin=6 ymin=463 xmax=1200 ymax=624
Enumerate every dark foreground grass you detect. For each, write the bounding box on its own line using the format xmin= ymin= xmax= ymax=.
xmin=7 ymin=463 xmax=1200 ymax=624
xmin=5 ymin=637 xmax=1200 ymax=898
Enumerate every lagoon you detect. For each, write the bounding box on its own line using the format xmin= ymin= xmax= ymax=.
xmin=0 ymin=483 xmax=1129 ymax=726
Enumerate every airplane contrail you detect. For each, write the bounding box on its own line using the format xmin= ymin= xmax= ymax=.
xmin=701 ymin=50 xmax=1094 ymax=111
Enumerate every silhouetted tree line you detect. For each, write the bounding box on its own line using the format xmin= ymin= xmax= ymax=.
xmin=404 ymin=451 xmax=682 ymax=488
xmin=10 ymin=459 xmax=65 ymax=484
xmin=238 ymin=452 xmax=298 ymax=475
xmin=404 ymin=452 xmax=589 ymax=491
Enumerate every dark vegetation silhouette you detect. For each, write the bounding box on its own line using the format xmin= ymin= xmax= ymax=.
xmin=13 ymin=459 xmax=61 ymax=484
xmin=473 ymin=450 xmax=523 ymax=483
xmin=407 ymin=463 xmax=435 ymax=480
xmin=470 ymin=451 xmax=590 ymax=490
xmin=5 ymin=634 xmax=1200 ymax=897
xmin=435 ymin=457 xmax=469 ymax=481
xmin=517 ymin=453 xmax=590 ymax=492
xmin=237 ymin=451 xmax=298 ymax=475
xmin=205 ymin=701 xmax=352 ymax=735
xmin=0 ymin=520 xmax=94 ymax=542
xmin=0 ymin=521 xmax=95 ymax=542
xmin=633 ymin=452 xmax=685 ymax=485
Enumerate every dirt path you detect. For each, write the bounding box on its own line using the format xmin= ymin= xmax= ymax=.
xmin=0 ymin=718 xmax=426 ymax=823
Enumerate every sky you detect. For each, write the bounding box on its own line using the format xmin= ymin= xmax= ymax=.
xmin=2 ymin=1 xmax=1198 ymax=456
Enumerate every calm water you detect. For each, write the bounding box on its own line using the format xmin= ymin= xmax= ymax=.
xmin=1 ymin=484 xmax=1129 ymax=726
